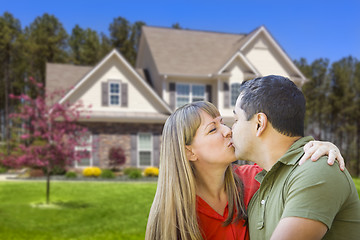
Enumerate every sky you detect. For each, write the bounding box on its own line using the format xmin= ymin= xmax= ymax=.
xmin=1 ymin=0 xmax=359 ymax=64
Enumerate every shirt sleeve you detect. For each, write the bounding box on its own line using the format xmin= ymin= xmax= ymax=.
xmin=281 ymin=157 xmax=352 ymax=229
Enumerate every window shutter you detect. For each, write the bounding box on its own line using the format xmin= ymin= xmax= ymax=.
xmin=206 ymin=84 xmax=212 ymax=103
xmin=223 ymin=82 xmax=230 ymax=108
xmin=169 ymin=82 xmax=176 ymax=110
xmin=101 ymin=82 xmax=108 ymax=106
xmin=130 ymin=133 xmax=137 ymax=167
xmin=153 ymin=133 xmax=160 ymax=167
xmin=92 ymin=135 xmax=100 ymax=166
xmin=121 ymin=83 xmax=128 ymax=107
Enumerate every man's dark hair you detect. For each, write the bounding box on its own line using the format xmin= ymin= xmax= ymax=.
xmin=238 ymin=75 xmax=305 ymax=137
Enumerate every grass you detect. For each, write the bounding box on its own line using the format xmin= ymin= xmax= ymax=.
xmin=0 ymin=178 xmax=359 ymax=240
xmin=0 ymin=181 xmax=157 ymax=240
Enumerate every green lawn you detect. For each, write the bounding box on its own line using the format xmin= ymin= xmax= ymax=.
xmin=0 ymin=181 xmax=157 ymax=240
xmin=0 ymin=179 xmax=359 ymax=240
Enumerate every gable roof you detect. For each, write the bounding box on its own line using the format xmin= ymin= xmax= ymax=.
xmin=141 ymin=26 xmax=248 ymax=76
xmin=47 ymin=49 xmax=172 ymax=114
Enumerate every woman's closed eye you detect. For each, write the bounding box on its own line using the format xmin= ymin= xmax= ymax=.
xmin=209 ymin=128 xmax=216 ymax=133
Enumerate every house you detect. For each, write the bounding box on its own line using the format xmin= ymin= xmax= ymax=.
xmin=46 ymin=25 xmax=306 ymax=169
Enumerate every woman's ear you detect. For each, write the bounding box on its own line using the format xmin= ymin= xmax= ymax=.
xmin=185 ymin=146 xmax=197 ymax=162
xmin=256 ymin=113 xmax=268 ymax=137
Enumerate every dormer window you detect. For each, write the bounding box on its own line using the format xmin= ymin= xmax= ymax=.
xmin=101 ymin=80 xmax=128 ymax=107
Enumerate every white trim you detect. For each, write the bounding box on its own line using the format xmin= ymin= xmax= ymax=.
xmin=218 ymin=51 xmax=260 ymax=76
xmin=58 ymin=49 xmax=172 ymax=114
xmin=137 ymin=133 xmax=153 ymax=167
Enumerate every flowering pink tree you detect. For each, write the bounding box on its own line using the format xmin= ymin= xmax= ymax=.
xmin=3 ymin=77 xmax=91 ymax=204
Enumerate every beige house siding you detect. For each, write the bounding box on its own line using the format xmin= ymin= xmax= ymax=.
xmin=67 ymin=55 xmax=165 ymax=114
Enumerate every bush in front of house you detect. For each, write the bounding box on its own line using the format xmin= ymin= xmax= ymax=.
xmin=82 ymin=167 xmax=102 ymax=177
xmin=108 ymin=146 xmax=126 ymax=170
xmin=100 ymin=169 xmax=115 ymax=179
xmin=123 ymin=167 xmax=142 ymax=179
xmin=144 ymin=167 xmax=159 ymax=177
xmin=0 ymin=166 xmax=8 ymax=174
xmin=128 ymin=169 xmax=142 ymax=179
xmin=123 ymin=167 xmax=139 ymax=175
xmin=65 ymin=171 xmax=77 ymax=179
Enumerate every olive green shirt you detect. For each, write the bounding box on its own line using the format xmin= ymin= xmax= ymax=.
xmin=248 ymin=136 xmax=360 ymax=240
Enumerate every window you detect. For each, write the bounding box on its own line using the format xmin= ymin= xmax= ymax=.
xmin=138 ymin=133 xmax=152 ymax=167
xmin=231 ymin=83 xmax=241 ymax=106
xmin=176 ymin=83 xmax=205 ymax=108
xmin=109 ymin=82 xmax=121 ymax=106
xmin=74 ymin=134 xmax=92 ymax=167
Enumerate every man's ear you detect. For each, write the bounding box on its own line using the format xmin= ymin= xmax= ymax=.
xmin=255 ymin=113 xmax=268 ymax=137
xmin=185 ymin=146 xmax=197 ymax=162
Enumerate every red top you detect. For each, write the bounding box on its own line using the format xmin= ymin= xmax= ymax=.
xmin=196 ymin=164 xmax=262 ymax=240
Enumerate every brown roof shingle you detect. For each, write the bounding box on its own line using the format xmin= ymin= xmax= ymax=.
xmin=142 ymin=26 xmax=253 ymax=75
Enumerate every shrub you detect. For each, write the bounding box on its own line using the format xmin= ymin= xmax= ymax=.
xmin=65 ymin=171 xmax=77 ymax=178
xmin=101 ymin=169 xmax=115 ymax=179
xmin=128 ymin=169 xmax=142 ymax=179
xmin=0 ymin=166 xmax=8 ymax=174
xmin=123 ymin=167 xmax=139 ymax=175
xmin=144 ymin=167 xmax=159 ymax=177
xmin=108 ymin=146 xmax=126 ymax=170
xmin=82 ymin=167 xmax=102 ymax=177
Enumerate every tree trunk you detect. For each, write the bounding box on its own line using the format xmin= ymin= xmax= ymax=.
xmin=4 ymin=65 xmax=10 ymax=155
xmin=46 ymin=167 xmax=50 ymax=204
xmin=357 ymin=122 xmax=360 ymax=177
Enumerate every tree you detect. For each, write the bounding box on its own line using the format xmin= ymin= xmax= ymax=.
xmin=24 ymin=13 xmax=68 ymax=85
xmin=69 ymin=25 xmax=101 ymax=65
xmin=3 ymin=77 xmax=91 ymax=204
xmin=0 ymin=12 xmax=24 ymax=155
xmin=109 ymin=17 xmax=145 ymax=66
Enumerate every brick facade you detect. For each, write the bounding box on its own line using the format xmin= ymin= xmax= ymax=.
xmin=82 ymin=122 xmax=164 ymax=168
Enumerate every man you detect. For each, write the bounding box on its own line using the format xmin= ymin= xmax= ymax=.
xmin=231 ymin=75 xmax=360 ymax=239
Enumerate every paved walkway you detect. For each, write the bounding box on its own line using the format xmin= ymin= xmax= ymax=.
xmin=0 ymin=174 xmax=19 ymax=181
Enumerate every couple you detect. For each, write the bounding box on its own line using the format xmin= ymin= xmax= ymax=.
xmin=146 ymin=75 xmax=360 ymax=239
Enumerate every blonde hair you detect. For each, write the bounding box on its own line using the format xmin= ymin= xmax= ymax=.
xmin=145 ymin=101 xmax=246 ymax=240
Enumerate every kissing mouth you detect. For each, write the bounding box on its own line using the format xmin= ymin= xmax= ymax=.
xmin=227 ymin=141 xmax=234 ymax=148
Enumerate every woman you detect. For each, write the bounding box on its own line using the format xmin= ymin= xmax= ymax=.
xmin=145 ymin=101 xmax=343 ymax=240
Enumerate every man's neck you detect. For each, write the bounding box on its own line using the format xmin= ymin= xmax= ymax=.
xmin=256 ymin=135 xmax=302 ymax=171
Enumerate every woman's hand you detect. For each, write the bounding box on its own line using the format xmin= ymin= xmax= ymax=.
xmin=299 ymin=140 xmax=345 ymax=171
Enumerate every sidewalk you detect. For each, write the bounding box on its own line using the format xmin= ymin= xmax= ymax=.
xmin=0 ymin=174 xmax=19 ymax=181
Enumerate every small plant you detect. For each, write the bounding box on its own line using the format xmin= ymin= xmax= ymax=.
xmin=82 ymin=167 xmax=102 ymax=177
xmin=128 ymin=169 xmax=142 ymax=179
xmin=123 ymin=167 xmax=139 ymax=175
xmin=144 ymin=167 xmax=159 ymax=177
xmin=101 ymin=169 xmax=115 ymax=179
xmin=108 ymin=146 xmax=126 ymax=170
xmin=65 ymin=171 xmax=77 ymax=178
xmin=0 ymin=166 xmax=8 ymax=174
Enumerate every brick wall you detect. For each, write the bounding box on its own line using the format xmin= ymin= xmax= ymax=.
xmin=82 ymin=122 xmax=164 ymax=168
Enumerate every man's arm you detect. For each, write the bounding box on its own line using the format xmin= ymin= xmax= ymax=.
xmin=270 ymin=217 xmax=327 ymax=240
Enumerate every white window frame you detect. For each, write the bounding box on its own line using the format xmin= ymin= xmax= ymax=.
xmin=137 ymin=133 xmax=153 ymax=167
xmin=176 ymin=83 xmax=206 ymax=108
xmin=109 ymin=81 xmax=121 ymax=106
xmin=231 ymin=83 xmax=241 ymax=106
xmin=74 ymin=135 xmax=93 ymax=168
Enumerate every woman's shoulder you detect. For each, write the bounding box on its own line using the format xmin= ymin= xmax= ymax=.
xmin=233 ymin=163 xmax=262 ymax=178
